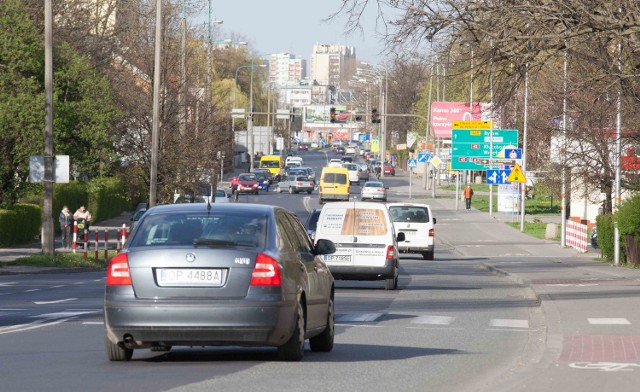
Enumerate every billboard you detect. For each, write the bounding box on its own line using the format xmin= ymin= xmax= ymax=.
xmin=431 ymin=102 xmax=493 ymax=138
xmin=304 ymin=105 xmax=353 ymax=123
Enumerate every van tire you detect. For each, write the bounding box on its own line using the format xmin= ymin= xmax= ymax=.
xmin=307 ymin=190 xmax=313 ymax=194
xmin=385 ymin=267 xmax=398 ymax=290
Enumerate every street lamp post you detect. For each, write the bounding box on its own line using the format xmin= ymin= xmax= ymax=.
xmin=234 ymin=63 xmax=266 ymax=170
xmin=357 ymin=66 xmax=388 ymax=176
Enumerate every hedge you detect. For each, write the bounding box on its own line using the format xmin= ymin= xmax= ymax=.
xmin=0 ymin=203 xmax=42 ymax=246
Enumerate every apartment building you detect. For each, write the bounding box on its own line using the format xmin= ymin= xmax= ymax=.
xmin=310 ymin=44 xmax=357 ymax=90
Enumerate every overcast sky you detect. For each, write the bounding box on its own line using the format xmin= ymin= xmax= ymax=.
xmin=205 ymin=0 xmax=391 ymax=66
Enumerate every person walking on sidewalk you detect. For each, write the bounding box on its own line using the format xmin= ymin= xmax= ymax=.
xmin=463 ymin=184 xmax=474 ymax=210
xmin=58 ymin=205 xmax=73 ymax=248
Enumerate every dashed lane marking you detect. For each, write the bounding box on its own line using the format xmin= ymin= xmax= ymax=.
xmin=588 ymin=318 xmax=631 ymax=325
xmin=489 ymin=319 xmax=529 ymax=329
xmin=336 ymin=313 xmax=384 ymax=322
xmin=411 ymin=315 xmax=455 ymax=325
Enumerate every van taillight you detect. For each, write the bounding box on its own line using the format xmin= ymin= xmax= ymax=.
xmin=250 ymin=253 xmax=281 ymax=286
xmin=106 ymin=252 xmax=132 ymax=286
xmin=429 ymin=228 xmax=435 ymax=237
xmin=347 ymin=186 xmax=351 ymax=193
xmin=386 ymin=245 xmax=395 ymax=260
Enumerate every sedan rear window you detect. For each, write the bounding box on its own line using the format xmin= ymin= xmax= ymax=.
xmin=130 ymin=213 xmax=268 ymax=248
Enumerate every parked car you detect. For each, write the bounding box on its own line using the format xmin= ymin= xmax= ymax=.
xmin=104 ymin=203 xmax=337 ymax=361
xmin=360 ymin=181 xmax=388 ymax=202
xmin=383 ymin=163 xmax=396 ymax=176
xmin=304 ymin=208 xmax=322 ymax=242
xmin=235 ymin=173 xmax=260 ymax=195
xmin=387 ymin=203 xmax=436 ymax=260
xmin=276 ymin=174 xmax=315 ymax=194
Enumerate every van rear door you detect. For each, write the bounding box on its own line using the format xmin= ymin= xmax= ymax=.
xmin=317 ymin=204 xmax=355 ymax=267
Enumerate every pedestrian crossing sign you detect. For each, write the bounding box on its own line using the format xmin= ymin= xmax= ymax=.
xmin=506 ymin=163 xmax=526 ymax=183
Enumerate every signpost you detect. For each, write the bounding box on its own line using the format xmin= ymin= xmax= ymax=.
xmin=451 ymin=129 xmax=518 ymax=170
xmin=408 ymin=158 xmax=417 ymax=199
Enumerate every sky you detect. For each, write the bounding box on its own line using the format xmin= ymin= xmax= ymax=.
xmin=203 ymin=0 xmax=391 ymax=66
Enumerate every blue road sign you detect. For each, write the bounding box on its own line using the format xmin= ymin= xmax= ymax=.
xmin=504 ymin=148 xmax=522 ymax=160
xmin=486 ymin=169 xmax=511 ymax=184
xmin=418 ymin=153 xmax=430 ymax=162
xmin=408 ymin=158 xmax=418 ymax=168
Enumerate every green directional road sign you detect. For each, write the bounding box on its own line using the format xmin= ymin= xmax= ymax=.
xmin=451 ymin=129 xmax=519 ymax=170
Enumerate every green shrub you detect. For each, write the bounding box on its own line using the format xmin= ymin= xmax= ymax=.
xmin=0 ymin=204 xmax=41 ymax=246
xmin=86 ymin=177 xmax=130 ymax=222
xmin=617 ymin=193 xmax=640 ymax=266
xmin=0 ymin=210 xmax=18 ymax=246
xmin=596 ymin=214 xmax=616 ymax=262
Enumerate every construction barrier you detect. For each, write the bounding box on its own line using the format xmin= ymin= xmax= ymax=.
xmin=71 ymin=227 xmax=127 ymax=260
xmin=566 ymin=219 xmax=589 ymax=253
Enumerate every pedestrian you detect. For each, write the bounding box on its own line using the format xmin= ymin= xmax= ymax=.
xmin=463 ymin=184 xmax=474 ymax=210
xmin=58 ymin=205 xmax=73 ymax=248
xmin=73 ymin=204 xmax=92 ymax=232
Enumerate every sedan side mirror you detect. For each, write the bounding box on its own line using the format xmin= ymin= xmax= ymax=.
xmin=315 ymin=239 xmax=336 ymax=255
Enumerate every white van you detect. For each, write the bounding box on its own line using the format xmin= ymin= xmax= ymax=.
xmin=285 ymin=156 xmax=304 ymax=167
xmin=387 ymin=203 xmax=436 ymax=260
xmin=314 ymin=201 xmax=405 ymax=290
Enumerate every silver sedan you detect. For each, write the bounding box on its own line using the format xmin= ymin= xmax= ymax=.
xmin=104 ymin=203 xmax=336 ymax=362
xmin=360 ymin=181 xmax=388 ymax=201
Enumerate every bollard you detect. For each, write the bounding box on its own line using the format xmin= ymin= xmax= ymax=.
xmin=104 ymin=229 xmax=109 ymax=261
xmin=116 ymin=230 xmax=121 ymax=253
xmin=121 ymin=224 xmax=127 ymax=248
xmin=83 ymin=229 xmax=88 ymax=260
xmin=94 ymin=230 xmax=99 ymax=260
xmin=72 ymin=221 xmax=78 ymax=253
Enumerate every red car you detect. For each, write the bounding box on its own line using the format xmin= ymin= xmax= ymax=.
xmin=232 ymin=173 xmax=260 ymax=195
xmin=383 ymin=163 xmax=395 ymax=176
xmin=297 ymin=144 xmax=309 ymax=151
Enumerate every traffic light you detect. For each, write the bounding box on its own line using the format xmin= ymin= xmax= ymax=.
xmin=355 ymin=115 xmax=363 ymax=121
xmin=330 ymin=107 xmax=336 ymax=123
xmin=372 ymin=108 xmax=381 ymax=124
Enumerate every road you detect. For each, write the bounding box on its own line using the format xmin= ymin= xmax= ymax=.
xmin=1 ymin=149 xmax=638 ymax=391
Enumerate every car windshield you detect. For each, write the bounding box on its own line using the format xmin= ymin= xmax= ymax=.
xmin=260 ymin=161 xmax=280 ymax=168
xmin=388 ymin=206 xmax=429 ymax=223
xmin=130 ymin=213 xmax=268 ymax=248
xmin=365 ymin=182 xmax=383 ymax=188
xmin=344 ymin=164 xmax=357 ymax=171
xmin=238 ymin=174 xmax=256 ymax=181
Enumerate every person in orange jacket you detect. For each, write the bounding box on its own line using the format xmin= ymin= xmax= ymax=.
xmin=463 ymin=184 xmax=474 ymax=210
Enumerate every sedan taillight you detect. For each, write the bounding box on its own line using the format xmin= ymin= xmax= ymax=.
xmin=250 ymin=253 xmax=281 ymax=286
xmin=106 ymin=252 xmax=132 ymax=286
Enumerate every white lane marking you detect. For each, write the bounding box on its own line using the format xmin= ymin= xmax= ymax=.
xmin=336 ymin=313 xmax=384 ymax=322
xmin=50 ymin=285 xmax=64 ymax=288
xmin=83 ymin=321 xmax=104 ymax=325
xmin=0 ymin=282 xmax=18 ymax=287
xmin=33 ymin=298 xmax=78 ymax=305
xmin=25 ymin=289 xmax=40 ymax=292
xmin=569 ymin=362 xmax=640 ymax=372
xmin=588 ymin=318 xmax=631 ymax=325
xmin=411 ymin=315 xmax=455 ymax=325
xmin=490 ymin=319 xmax=529 ymax=329
xmin=303 ymin=196 xmax=311 ymax=212
xmin=32 ymin=310 xmax=99 ymax=319
xmin=0 ymin=318 xmax=71 ymax=335
xmin=547 ymin=283 xmax=599 ymax=287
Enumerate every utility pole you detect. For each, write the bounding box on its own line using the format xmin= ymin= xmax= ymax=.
xmin=43 ymin=0 xmax=54 ymax=253
xmin=149 ymin=0 xmax=162 ymax=207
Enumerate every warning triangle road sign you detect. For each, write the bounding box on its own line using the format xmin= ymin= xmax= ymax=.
xmin=506 ymin=163 xmax=527 ymax=183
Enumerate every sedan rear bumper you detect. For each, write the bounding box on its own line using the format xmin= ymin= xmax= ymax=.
xmin=104 ymin=297 xmax=296 ymax=347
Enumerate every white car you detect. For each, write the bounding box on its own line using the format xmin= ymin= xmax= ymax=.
xmin=341 ymin=163 xmax=360 ymax=184
xmin=328 ymin=158 xmax=343 ymax=167
xmin=214 ymin=188 xmax=230 ymax=203
xmin=360 ymin=181 xmax=387 ymax=201
xmin=387 ymin=203 xmax=436 ymax=260
xmin=345 ymin=146 xmax=357 ymax=155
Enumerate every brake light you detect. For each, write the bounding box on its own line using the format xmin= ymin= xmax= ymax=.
xmin=386 ymin=245 xmax=395 ymax=260
xmin=250 ymin=253 xmax=281 ymax=286
xmin=106 ymin=252 xmax=132 ymax=286
xmin=347 ymin=186 xmax=351 ymax=193
xmin=429 ymin=228 xmax=435 ymax=237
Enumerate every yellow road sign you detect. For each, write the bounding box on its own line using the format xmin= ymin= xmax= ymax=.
xmin=506 ymin=163 xmax=527 ymax=183
xmin=451 ymin=120 xmax=492 ymax=130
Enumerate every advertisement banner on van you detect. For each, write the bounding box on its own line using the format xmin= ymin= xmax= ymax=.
xmin=321 ymin=208 xmax=388 ymax=236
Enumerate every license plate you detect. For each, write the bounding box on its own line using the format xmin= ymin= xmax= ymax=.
xmin=157 ymin=268 xmax=224 ymax=287
xmin=324 ymin=255 xmax=351 ymax=262
xmin=401 ymin=231 xmax=417 ymax=236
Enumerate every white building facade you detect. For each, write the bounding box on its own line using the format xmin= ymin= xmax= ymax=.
xmin=268 ymin=53 xmax=307 ymax=87
xmin=310 ymin=44 xmax=357 ymax=91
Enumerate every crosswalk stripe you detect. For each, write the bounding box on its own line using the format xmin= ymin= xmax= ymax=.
xmin=411 ymin=315 xmax=455 ymax=325
xmin=490 ymin=319 xmax=529 ymax=329
xmin=336 ymin=313 xmax=384 ymax=322
xmin=588 ymin=318 xmax=631 ymax=325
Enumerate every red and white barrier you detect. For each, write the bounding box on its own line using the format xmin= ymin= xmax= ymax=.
xmin=71 ymin=227 xmax=128 ymax=260
xmin=566 ymin=220 xmax=588 ymax=253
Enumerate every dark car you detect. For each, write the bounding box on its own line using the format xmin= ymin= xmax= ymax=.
xmin=335 ymin=146 xmax=345 ymax=154
xmin=297 ymin=144 xmax=309 ymax=151
xmin=340 ymin=156 xmax=353 ymax=163
xmin=252 ymin=170 xmax=271 ymax=191
xmin=304 ymin=208 xmax=322 ymax=242
xmin=104 ymin=203 xmax=337 ymax=362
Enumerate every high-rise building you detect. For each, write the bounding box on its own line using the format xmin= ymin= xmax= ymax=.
xmin=310 ymin=44 xmax=357 ymax=91
xmin=267 ymin=53 xmax=307 ymax=87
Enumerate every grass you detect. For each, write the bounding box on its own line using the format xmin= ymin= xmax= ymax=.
xmin=472 ymin=195 xmax=561 ymax=215
xmin=505 ymin=221 xmax=560 ymax=241
xmin=0 ymin=250 xmax=117 ymax=270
